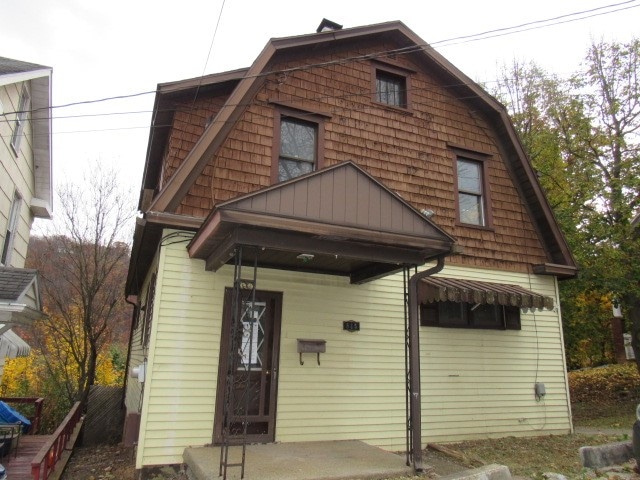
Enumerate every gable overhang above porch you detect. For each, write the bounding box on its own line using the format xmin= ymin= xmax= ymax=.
xmin=188 ymin=162 xmax=456 ymax=284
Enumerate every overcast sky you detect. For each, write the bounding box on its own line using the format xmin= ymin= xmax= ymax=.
xmin=2 ymin=0 xmax=639 ymax=212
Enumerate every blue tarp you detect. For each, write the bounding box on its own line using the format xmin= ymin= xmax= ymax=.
xmin=0 ymin=401 xmax=31 ymax=433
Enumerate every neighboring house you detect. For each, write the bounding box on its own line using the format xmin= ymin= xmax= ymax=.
xmin=124 ymin=20 xmax=577 ymax=476
xmin=0 ymin=57 xmax=53 ymax=377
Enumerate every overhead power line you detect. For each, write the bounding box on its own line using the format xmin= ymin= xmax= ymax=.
xmin=430 ymin=0 xmax=640 ymax=47
xmin=1 ymin=0 xmax=637 ymax=126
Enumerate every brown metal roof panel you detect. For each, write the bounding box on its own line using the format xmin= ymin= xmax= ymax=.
xmin=226 ymin=162 xmax=454 ymax=242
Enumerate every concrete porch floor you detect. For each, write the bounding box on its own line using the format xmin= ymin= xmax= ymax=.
xmin=184 ymin=440 xmax=415 ymax=480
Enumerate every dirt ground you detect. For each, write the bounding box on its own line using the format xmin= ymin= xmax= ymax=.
xmin=59 ymin=432 xmax=629 ymax=480
xmin=61 ymin=445 xmax=137 ymax=480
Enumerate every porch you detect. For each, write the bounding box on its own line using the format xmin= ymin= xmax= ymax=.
xmin=184 ymin=440 xmax=414 ymax=480
xmin=0 ymin=399 xmax=83 ymax=480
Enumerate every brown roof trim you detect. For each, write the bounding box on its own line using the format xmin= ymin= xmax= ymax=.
xmin=157 ymin=67 xmax=250 ymax=95
xmin=532 ymin=263 xmax=578 ymax=279
xmin=145 ymin=211 xmax=204 ymax=230
xmin=419 ymin=277 xmax=554 ymax=310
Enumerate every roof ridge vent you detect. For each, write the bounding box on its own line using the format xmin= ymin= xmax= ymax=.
xmin=316 ymin=18 xmax=343 ymax=33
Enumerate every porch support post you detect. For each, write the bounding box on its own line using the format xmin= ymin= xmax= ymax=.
xmin=407 ymin=256 xmax=445 ymax=472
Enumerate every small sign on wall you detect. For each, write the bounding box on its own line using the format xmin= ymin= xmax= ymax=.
xmin=343 ymin=320 xmax=360 ymax=332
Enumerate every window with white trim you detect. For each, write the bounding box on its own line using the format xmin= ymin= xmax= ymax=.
xmin=10 ymin=85 xmax=30 ymax=155
xmin=1 ymin=192 xmax=23 ymax=266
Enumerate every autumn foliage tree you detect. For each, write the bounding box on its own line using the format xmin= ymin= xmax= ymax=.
xmin=25 ymin=164 xmax=134 ymax=410
xmin=493 ymin=38 xmax=640 ymax=368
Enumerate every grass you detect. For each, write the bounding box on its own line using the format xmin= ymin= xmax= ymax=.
xmin=384 ymin=399 xmax=639 ymax=480
xmin=452 ymin=433 xmax=626 ymax=478
xmin=571 ymin=398 xmax=637 ymax=429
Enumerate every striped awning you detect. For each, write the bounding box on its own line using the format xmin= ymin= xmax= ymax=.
xmin=419 ymin=277 xmax=554 ymax=310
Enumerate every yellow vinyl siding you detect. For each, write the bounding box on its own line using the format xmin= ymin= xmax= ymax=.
xmin=136 ymin=233 xmax=222 ymax=468
xmin=264 ymin=268 xmax=407 ymax=449
xmin=420 ymin=266 xmax=571 ymax=442
xmin=135 ymin=230 xmax=570 ymax=468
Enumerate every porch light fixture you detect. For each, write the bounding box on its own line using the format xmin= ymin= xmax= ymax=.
xmin=296 ymin=253 xmax=314 ymax=263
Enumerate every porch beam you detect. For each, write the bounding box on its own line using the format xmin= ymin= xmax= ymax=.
xmin=200 ymin=226 xmax=432 ymax=272
xmin=220 ymin=210 xmax=454 ymax=252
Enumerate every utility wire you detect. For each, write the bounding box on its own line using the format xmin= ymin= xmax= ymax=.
xmin=430 ymin=0 xmax=639 ymax=47
xmin=1 ymin=0 xmax=637 ymax=123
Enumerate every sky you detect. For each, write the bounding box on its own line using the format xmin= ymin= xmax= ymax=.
xmin=2 ymin=0 xmax=639 ymax=217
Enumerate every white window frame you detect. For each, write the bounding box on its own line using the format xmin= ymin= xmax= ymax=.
xmin=1 ymin=191 xmax=23 ymax=266
xmin=10 ymin=85 xmax=30 ymax=155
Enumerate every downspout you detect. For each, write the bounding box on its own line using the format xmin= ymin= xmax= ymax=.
xmin=122 ymin=296 xmax=139 ymax=409
xmin=408 ymin=255 xmax=445 ymax=472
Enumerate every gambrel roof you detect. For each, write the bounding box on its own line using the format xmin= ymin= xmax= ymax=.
xmin=144 ymin=21 xmax=574 ymax=273
xmin=127 ymin=20 xmax=577 ymax=295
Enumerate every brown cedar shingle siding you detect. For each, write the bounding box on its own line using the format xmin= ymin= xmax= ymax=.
xmin=160 ymin=96 xmax=230 ymax=194
xmin=158 ymin=38 xmax=548 ymax=272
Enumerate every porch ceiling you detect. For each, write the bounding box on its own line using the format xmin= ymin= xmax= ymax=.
xmin=188 ymin=162 xmax=456 ymax=284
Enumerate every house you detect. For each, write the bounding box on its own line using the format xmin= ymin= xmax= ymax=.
xmin=0 ymin=57 xmax=52 ymax=377
xmin=123 ymin=20 xmax=577 ymax=476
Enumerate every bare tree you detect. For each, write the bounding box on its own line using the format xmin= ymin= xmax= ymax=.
xmin=28 ymin=162 xmax=134 ymax=408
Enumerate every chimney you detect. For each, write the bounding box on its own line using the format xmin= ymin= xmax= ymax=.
xmin=316 ymin=18 xmax=343 ymax=33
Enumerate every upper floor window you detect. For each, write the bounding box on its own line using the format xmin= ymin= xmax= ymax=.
xmin=1 ymin=191 xmax=22 ymax=266
xmin=456 ymin=157 xmax=488 ymax=227
xmin=278 ymin=117 xmax=317 ymax=182
xmin=272 ymin=107 xmax=326 ymax=183
xmin=375 ymin=71 xmax=407 ymax=108
xmin=371 ymin=62 xmax=412 ymax=110
xmin=10 ymin=85 xmax=30 ymax=155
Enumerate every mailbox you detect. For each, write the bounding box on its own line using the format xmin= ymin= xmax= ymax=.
xmin=297 ymin=339 xmax=326 ymax=365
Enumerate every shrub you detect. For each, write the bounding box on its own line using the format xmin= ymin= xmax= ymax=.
xmin=569 ymin=363 xmax=640 ymax=403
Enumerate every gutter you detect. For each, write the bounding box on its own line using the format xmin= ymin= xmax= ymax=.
xmin=407 ymin=255 xmax=445 ymax=472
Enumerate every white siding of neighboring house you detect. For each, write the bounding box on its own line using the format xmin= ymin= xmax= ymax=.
xmin=134 ymin=229 xmax=571 ymax=469
xmin=0 ymin=79 xmax=36 ymax=269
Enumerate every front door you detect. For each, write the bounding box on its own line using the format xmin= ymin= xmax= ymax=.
xmin=214 ymin=288 xmax=282 ymax=444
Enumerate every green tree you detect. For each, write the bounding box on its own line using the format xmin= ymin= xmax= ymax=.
xmin=494 ymin=38 xmax=640 ymax=368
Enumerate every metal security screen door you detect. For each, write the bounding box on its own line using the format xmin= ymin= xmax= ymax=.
xmin=214 ymin=289 xmax=282 ymax=443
